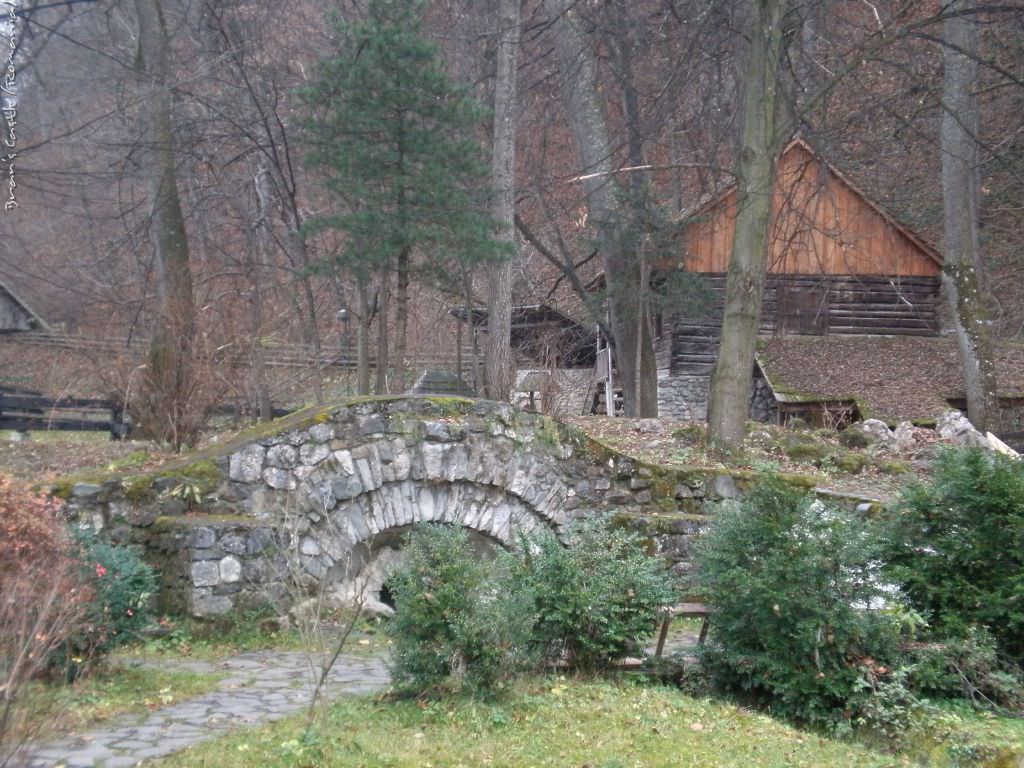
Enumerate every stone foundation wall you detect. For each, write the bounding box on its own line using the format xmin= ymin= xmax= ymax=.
xmin=749 ymin=372 xmax=778 ymax=423
xmin=657 ymin=371 xmax=777 ymax=424
xmin=657 ymin=373 xmax=709 ymax=421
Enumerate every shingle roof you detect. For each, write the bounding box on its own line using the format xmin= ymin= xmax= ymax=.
xmin=757 ymin=335 xmax=1024 ymax=424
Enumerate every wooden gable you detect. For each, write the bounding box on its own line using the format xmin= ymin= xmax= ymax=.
xmin=683 ymin=139 xmax=942 ymax=277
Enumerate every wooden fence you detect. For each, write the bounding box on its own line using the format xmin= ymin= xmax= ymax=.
xmin=0 ymin=386 xmax=127 ymax=437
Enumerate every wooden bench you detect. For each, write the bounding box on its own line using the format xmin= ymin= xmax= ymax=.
xmin=654 ymin=599 xmax=710 ymax=658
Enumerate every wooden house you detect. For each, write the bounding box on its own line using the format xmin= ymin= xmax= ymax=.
xmin=657 ymin=137 xmax=945 ymax=422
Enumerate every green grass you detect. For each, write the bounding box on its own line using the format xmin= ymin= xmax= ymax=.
xmin=126 ymin=614 xmax=391 ymax=662
xmin=126 ymin=614 xmax=308 ymax=661
xmin=18 ymin=663 xmax=225 ymax=742
xmin=153 ymin=677 xmax=903 ymax=768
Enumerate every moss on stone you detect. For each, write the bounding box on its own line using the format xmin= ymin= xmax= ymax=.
xmin=780 ymin=438 xmax=832 ymax=463
xmin=832 ymin=451 xmax=869 ymax=474
xmin=772 ymin=472 xmax=819 ymax=489
xmin=610 ymin=510 xmax=714 ymax=537
xmin=151 ymin=513 xmax=260 ymax=531
xmin=875 ymin=460 xmax=911 ymax=475
xmin=423 ymin=396 xmax=475 ymax=416
xmin=170 ymin=460 xmax=222 ymax=493
xmin=122 ymin=474 xmax=157 ymax=503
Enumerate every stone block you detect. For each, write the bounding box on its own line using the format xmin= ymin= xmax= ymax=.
xmin=220 ymin=534 xmax=246 ymax=555
xmin=308 ymin=422 xmax=335 ymax=443
xmin=189 ymin=526 xmax=216 ymax=548
xmin=229 ymin=444 xmax=265 ymax=483
xmin=263 ymin=467 xmax=296 ymax=490
xmin=331 ymin=474 xmax=363 ymax=500
xmin=300 ymin=442 xmax=330 ymax=465
xmin=191 ymin=589 xmax=233 ymax=616
xmin=266 ymin=444 xmax=298 ymax=469
xmin=219 ymin=555 xmax=242 ymax=583
xmin=246 ymin=527 xmax=273 ymax=555
xmin=191 ymin=560 xmax=220 ymax=587
xmin=71 ymin=482 xmax=103 ymax=499
xmin=190 ymin=547 xmax=224 ymax=561
xmin=358 ymin=415 xmax=388 ymax=435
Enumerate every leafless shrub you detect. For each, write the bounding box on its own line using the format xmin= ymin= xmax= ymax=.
xmin=267 ymin=497 xmax=380 ymax=728
xmin=0 ymin=479 xmax=90 ymax=767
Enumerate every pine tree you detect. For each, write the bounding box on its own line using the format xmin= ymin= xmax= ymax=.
xmin=300 ymin=0 xmax=505 ymax=393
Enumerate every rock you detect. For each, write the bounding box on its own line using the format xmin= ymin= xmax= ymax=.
xmin=713 ymin=474 xmax=740 ymax=499
xmin=190 ymin=526 xmax=217 ymax=549
xmin=300 ymin=536 xmax=321 ymax=556
xmin=191 ymin=561 xmax=220 ymax=588
xmin=266 ymin=444 xmax=298 ymax=469
xmin=893 ymin=421 xmax=917 ymax=452
xmin=220 ymin=534 xmax=246 ymax=555
xmin=219 ymin=556 xmax=242 ymax=583
xmin=634 ymin=419 xmax=663 ymax=435
xmin=71 ymin=482 xmax=103 ymax=499
xmin=423 ymin=420 xmax=464 ymax=442
xmin=308 ymin=422 xmax=335 ymax=443
xmin=299 ymin=442 xmax=330 ymax=466
xmin=859 ymin=419 xmax=897 ymax=448
xmin=229 ymin=444 xmax=265 ymax=483
xmin=936 ymin=410 xmax=989 ymax=449
xmin=985 ymin=431 xmax=1020 ymax=458
xmin=362 ymin=598 xmax=396 ymax=620
xmin=358 ymin=415 xmax=388 ymax=435
xmin=191 ymin=590 xmax=233 ymax=617
xmin=331 ymin=474 xmax=364 ymax=501
xmin=263 ymin=467 xmax=296 ymax=490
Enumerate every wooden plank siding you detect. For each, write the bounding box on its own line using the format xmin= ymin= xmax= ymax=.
xmin=683 ymin=140 xmax=942 ymax=278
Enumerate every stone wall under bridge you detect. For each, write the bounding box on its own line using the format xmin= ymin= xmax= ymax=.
xmin=57 ymin=397 xmax=868 ymax=618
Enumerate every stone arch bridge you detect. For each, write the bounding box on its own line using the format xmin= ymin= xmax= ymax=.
xmin=63 ymin=397 xmax=749 ymax=617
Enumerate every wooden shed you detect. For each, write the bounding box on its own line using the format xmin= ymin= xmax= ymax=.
xmin=657 ymin=137 xmax=945 ymax=421
xmin=0 ymin=276 xmax=48 ymax=333
xmin=679 ymin=137 xmax=942 ymax=337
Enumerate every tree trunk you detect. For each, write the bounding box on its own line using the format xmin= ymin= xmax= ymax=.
xmin=484 ymin=0 xmax=520 ymax=403
xmin=941 ymin=0 xmax=998 ymax=431
xmin=250 ymin=161 xmax=275 ymax=421
xmin=546 ymin=0 xmax=657 ymax=416
xmin=707 ymin=0 xmax=789 ymax=447
xmin=356 ymin=280 xmax=372 ymax=395
xmin=135 ymin=0 xmax=196 ymax=449
xmin=394 ymin=245 xmax=411 ymax=393
xmin=375 ymin=267 xmax=390 ymax=394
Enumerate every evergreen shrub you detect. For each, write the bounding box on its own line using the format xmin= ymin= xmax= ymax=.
xmin=695 ymin=480 xmax=908 ymax=727
xmin=65 ymin=530 xmax=157 ymax=667
xmin=883 ymin=448 xmax=1024 ymax=665
xmin=385 ymin=525 xmax=535 ymax=698
xmin=521 ymin=516 xmax=678 ymax=671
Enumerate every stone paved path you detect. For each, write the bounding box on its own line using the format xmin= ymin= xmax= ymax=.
xmin=22 ymin=651 xmax=390 ymax=768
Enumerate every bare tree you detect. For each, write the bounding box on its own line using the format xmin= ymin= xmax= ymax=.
xmin=545 ymin=0 xmax=658 ymax=417
xmin=134 ymin=0 xmax=197 ymax=449
xmin=940 ymin=0 xmax=998 ymax=430
xmin=484 ymin=0 xmax=520 ymax=402
xmin=707 ymin=0 xmax=792 ymax=447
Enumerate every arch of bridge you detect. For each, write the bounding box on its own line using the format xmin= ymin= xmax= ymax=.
xmin=225 ymin=398 xmax=590 ymax=582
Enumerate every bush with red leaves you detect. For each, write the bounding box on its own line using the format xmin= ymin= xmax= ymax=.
xmin=0 ymin=475 xmax=90 ymax=761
